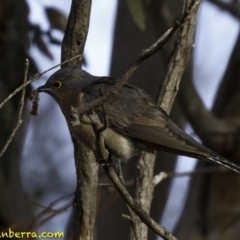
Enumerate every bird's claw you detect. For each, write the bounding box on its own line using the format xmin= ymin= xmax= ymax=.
xmin=71 ymin=119 xmax=80 ymax=126
xmin=70 ymin=106 xmax=80 ymax=126
xmin=97 ymin=158 xmax=110 ymax=166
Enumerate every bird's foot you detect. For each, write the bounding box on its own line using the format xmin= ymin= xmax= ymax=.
xmin=70 ymin=106 xmax=80 ymax=126
xmin=97 ymin=153 xmax=111 ymax=166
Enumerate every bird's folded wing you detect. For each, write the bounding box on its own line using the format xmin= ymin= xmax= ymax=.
xmin=84 ymin=77 xmax=211 ymax=157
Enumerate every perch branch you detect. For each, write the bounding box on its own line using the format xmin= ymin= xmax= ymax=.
xmin=131 ymin=1 xmax=200 ymax=238
xmin=86 ymin=111 xmax=178 ymax=240
xmin=157 ymin=0 xmax=201 ymax=114
xmin=61 ymin=0 xmax=91 ymax=67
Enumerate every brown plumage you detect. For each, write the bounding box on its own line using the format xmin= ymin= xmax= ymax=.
xmin=37 ymin=66 xmax=240 ymax=173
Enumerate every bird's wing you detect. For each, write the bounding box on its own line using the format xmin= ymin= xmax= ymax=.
xmin=85 ymin=78 xmax=211 ymax=155
xmin=82 ymin=77 xmax=240 ymax=173
xmin=83 ymin=77 xmax=211 ymax=157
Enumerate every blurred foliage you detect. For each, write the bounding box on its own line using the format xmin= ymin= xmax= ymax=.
xmin=29 ymin=6 xmax=67 ymax=60
xmin=0 ymin=0 xmax=67 ymax=232
xmin=125 ymin=0 xmax=147 ymax=31
xmin=45 ymin=7 xmax=67 ymax=31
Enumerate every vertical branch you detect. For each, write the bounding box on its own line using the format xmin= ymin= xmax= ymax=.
xmin=130 ymin=153 xmax=157 ymax=240
xmin=73 ymin=143 xmax=98 ymax=240
xmin=131 ymin=1 xmax=201 ymax=239
xmin=158 ymin=0 xmax=201 ymax=115
xmin=61 ymin=0 xmax=92 ymax=67
xmin=61 ymin=1 xmax=98 ymax=240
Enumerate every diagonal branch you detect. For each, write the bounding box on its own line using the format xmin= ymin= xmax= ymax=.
xmin=72 ymin=0 xmax=199 ymax=117
xmin=61 ymin=0 xmax=91 ymax=67
xmin=104 ymin=165 xmax=178 ymax=240
xmin=158 ymin=0 xmax=201 ymax=114
xmin=85 ymin=111 xmax=178 ymax=240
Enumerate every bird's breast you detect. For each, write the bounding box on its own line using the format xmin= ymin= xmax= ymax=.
xmin=70 ymin=123 xmax=138 ymax=161
xmin=102 ymin=128 xmax=137 ymax=161
xmin=58 ymin=92 xmax=139 ymax=161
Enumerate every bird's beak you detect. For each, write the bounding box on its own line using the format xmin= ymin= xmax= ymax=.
xmin=37 ymin=85 xmax=51 ymax=93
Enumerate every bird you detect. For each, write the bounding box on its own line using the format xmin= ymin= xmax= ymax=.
xmin=37 ymin=65 xmax=240 ymax=173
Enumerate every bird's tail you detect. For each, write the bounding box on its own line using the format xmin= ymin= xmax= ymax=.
xmin=200 ymin=154 xmax=240 ymax=173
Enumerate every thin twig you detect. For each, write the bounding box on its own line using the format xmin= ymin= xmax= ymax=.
xmin=72 ymin=1 xmax=198 ymax=117
xmin=36 ymin=201 xmax=72 ymax=229
xmin=157 ymin=0 xmax=200 ymax=114
xmin=0 ymin=59 xmax=29 ymax=158
xmin=0 ymin=54 xmax=81 ymax=110
xmin=152 ymin=172 xmax=168 ymax=186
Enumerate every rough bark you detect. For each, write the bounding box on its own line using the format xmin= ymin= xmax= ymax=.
xmin=61 ymin=1 xmax=99 ymax=239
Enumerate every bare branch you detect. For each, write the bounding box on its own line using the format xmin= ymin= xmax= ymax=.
xmin=61 ymin=1 xmax=97 ymax=239
xmin=85 ymin=111 xmax=178 ymax=240
xmin=131 ymin=1 xmax=201 ymax=238
xmin=30 ymin=194 xmax=73 ymax=230
xmin=61 ymin=0 xmax=92 ymax=67
xmin=0 ymin=59 xmax=29 ymax=158
xmin=152 ymin=172 xmax=168 ymax=186
xmin=157 ymin=0 xmax=201 ymax=114
xmin=132 ymin=153 xmax=157 ymax=239
xmin=72 ymin=1 xmax=198 ymax=117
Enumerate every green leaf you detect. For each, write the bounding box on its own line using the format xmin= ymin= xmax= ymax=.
xmin=126 ymin=0 xmax=146 ymax=31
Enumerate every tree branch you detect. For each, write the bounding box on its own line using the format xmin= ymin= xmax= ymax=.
xmin=158 ymin=0 xmax=201 ymax=114
xmin=131 ymin=153 xmax=157 ymax=239
xmin=131 ymin=1 xmax=201 ymax=238
xmin=84 ymin=111 xmax=178 ymax=240
xmin=60 ymin=1 xmax=97 ymax=240
xmin=71 ymin=1 xmax=199 ymax=117
xmin=61 ymin=0 xmax=92 ymax=67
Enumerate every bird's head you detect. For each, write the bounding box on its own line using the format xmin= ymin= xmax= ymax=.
xmin=37 ymin=66 xmax=96 ymax=102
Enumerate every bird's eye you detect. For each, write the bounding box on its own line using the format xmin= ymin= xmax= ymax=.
xmin=52 ymin=80 xmax=62 ymax=89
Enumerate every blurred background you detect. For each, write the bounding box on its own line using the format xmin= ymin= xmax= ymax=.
xmin=0 ymin=0 xmax=240 ymax=239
